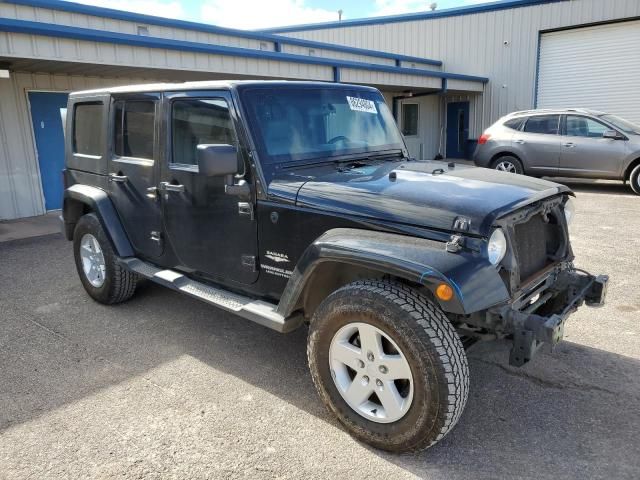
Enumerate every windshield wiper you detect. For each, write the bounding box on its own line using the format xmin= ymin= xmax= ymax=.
xmin=280 ymin=150 xmax=406 ymax=171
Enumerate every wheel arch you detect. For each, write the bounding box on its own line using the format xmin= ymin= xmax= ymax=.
xmin=490 ymin=151 xmax=522 ymax=166
xmin=63 ymin=184 xmax=134 ymax=257
xmin=623 ymin=157 xmax=640 ymax=180
xmin=276 ymin=228 xmax=510 ymax=320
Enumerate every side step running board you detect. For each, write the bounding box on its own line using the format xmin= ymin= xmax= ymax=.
xmin=119 ymin=258 xmax=303 ymax=333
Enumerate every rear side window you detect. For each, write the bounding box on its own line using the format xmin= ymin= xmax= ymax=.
xmin=523 ymin=115 xmax=560 ymax=135
xmin=503 ymin=117 xmax=524 ymax=131
xmin=171 ymin=98 xmax=236 ymax=166
xmin=114 ymin=100 xmax=155 ymax=159
xmin=73 ymin=103 xmax=103 ymax=156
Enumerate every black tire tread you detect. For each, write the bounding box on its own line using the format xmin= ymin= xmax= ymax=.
xmin=308 ymin=279 xmax=469 ymax=452
xmin=73 ymin=213 xmax=138 ymax=304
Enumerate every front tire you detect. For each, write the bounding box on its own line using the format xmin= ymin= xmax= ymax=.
xmin=492 ymin=155 xmax=524 ymax=174
xmin=629 ymin=164 xmax=640 ymax=195
xmin=73 ymin=213 xmax=138 ymax=304
xmin=307 ymin=280 xmax=469 ymax=453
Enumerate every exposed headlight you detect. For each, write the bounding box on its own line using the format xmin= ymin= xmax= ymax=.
xmin=487 ymin=228 xmax=507 ymax=266
xmin=564 ymin=197 xmax=575 ymax=225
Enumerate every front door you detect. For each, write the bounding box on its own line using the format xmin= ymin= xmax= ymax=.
xmin=108 ymin=93 xmax=163 ymax=258
xmin=28 ymin=91 xmax=69 ymax=211
xmin=446 ymin=101 xmax=469 ymax=158
xmin=160 ymin=91 xmax=258 ymax=285
xmin=559 ymin=115 xmax=628 ymax=179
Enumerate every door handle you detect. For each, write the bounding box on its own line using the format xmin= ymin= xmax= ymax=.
xmin=146 ymin=186 xmax=158 ymax=199
xmin=514 ymin=139 xmax=526 ymax=145
xmin=563 ymin=142 xmax=576 ymax=148
xmin=109 ymin=173 xmax=128 ymax=183
xmin=160 ymin=182 xmax=185 ymax=193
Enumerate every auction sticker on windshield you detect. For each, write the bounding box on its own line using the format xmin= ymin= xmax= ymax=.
xmin=346 ymin=96 xmax=377 ymax=114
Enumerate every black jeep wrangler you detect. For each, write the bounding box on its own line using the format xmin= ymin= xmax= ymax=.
xmin=62 ymin=81 xmax=607 ymax=452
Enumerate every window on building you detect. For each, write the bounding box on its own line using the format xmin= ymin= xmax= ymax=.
xmin=523 ymin=115 xmax=560 ymax=135
xmin=565 ymin=115 xmax=609 ymax=138
xmin=137 ymin=25 xmax=149 ymax=36
xmin=171 ymin=98 xmax=236 ymax=166
xmin=73 ymin=103 xmax=103 ymax=156
xmin=114 ymin=100 xmax=155 ymax=159
xmin=402 ymin=103 xmax=419 ymax=136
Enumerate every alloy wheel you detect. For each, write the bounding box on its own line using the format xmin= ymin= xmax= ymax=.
xmin=79 ymin=233 xmax=106 ymax=288
xmin=329 ymin=322 xmax=414 ymax=423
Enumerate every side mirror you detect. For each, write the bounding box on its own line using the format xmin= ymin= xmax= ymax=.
xmin=196 ymin=144 xmax=238 ymax=177
xmin=603 ymin=130 xmax=623 ymax=140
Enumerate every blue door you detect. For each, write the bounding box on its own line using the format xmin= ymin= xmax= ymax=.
xmin=446 ymin=101 xmax=470 ymax=159
xmin=28 ymin=92 xmax=69 ymax=210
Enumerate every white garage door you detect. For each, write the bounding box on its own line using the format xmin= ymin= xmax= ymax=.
xmin=537 ymin=20 xmax=640 ymax=124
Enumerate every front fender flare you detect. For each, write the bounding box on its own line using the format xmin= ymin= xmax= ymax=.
xmin=63 ymin=184 xmax=134 ymax=257
xmin=277 ymin=228 xmax=510 ymax=316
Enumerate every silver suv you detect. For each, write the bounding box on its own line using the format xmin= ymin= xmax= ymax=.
xmin=472 ymin=108 xmax=640 ymax=194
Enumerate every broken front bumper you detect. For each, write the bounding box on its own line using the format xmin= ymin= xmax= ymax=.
xmin=490 ymin=269 xmax=608 ymax=367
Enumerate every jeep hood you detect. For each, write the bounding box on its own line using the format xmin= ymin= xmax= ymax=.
xmin=285 ymin=161 xmax=570 ymax=237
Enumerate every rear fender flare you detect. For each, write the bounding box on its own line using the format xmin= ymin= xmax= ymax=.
xmin=277 ymin=228 xmax=510 ymax=317
xmin=63 ymin=184 xmax=133 ymax=257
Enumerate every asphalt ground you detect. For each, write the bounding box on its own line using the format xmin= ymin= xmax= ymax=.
xmin=0 ymin=180 xmax=638 ymax=479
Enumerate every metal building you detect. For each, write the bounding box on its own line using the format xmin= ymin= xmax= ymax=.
xmin=1 ymin=0 xmax=639 ymax=220
xmin=0 ymin=0 xmax=485 ymax=220
xmin=268 ymin=0 xmax=640 ymax=160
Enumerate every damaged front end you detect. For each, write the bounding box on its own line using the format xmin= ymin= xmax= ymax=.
xmin=491 ymin=267 xmax=608 ymax=366
xmin=456 ymin=194 xmax=608 ymax=366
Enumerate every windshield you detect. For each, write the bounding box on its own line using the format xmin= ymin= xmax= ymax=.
xmin=240 ymin=87 xmax=405 ymax=165
xmin=599 ymin=114 xmax=640 ymax=135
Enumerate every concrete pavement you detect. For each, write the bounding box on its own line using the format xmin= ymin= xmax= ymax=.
xmin=0 ymin=180 xmax=638 ymax=479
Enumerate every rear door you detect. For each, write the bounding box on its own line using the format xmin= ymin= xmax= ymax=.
xmin=559 ymin=115 xmax=628 ymax=179
xmin=160 ymin=91 xmax=258 ymax=285
xmin=108 ymin=93 xmax=163 ymax=258
xmin=514 ymin=114 xmax=561 ymax=176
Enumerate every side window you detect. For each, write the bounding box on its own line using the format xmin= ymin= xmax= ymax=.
xmin=114 ymin=100 xmax=155 ymax=159
xmin=401 ymin=103 xmax=419 ymax=136
xmin=171 ymin=98 xmax=236 ymax=166
xmin=73 ymin=103 xmax=103 ymax=156
xmin=523 ymin=115 xmax=560 ymax=135
xmin=565 ymin=115 xmax=609 ymax=138
xmin=503 ymin=117 xmax=524 ymax=131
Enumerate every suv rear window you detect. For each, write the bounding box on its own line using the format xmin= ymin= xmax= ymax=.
xmin=523 ymin=115 xmax=560 ymax=135
xmin=73 ymin=103 xmax=103 ymax=156
xmin=503 ymin=117 xmax=524 ymax=130
xmin=114 ymin=100 xmax=155 ymax=159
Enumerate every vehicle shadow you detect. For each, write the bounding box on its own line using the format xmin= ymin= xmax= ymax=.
xmin=1 ymin=236 xmax=639 ymax=479
xmin=544 ymin=177 xmax=634 ymax=196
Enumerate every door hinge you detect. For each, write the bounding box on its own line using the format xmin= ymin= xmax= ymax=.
xmin=241 ymin=255 xmax=257 ymax=272
xmin=238 ymin=202 xmax=254 ymax=220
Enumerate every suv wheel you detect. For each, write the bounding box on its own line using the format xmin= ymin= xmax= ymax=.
xmin=73 ymin=213 xmax=138 ymax=304
xmin=307 ymin=279 xmax=469 ymax=452
xmin=629 ymin=164 xmax=640 ymax=195
xmin=492 ymin=155 xmax=523 ymax=174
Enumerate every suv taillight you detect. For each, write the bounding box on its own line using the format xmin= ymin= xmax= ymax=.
xmin=478 ymin=133 xmax=491 ymax=145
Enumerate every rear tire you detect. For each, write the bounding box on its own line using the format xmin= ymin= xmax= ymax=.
xmin=307 ymin=279 xmax=469 ymax=453
xmin=73 ymin=213 xmax=138 ymax=304
xmin=629 ymin=164 xmax=640 ymax=195
xmin=492 ymin=155 xmax=524 ymax=174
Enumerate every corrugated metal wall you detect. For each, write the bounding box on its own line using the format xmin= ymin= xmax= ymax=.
xmin=279 ymin=0 xmax=640 ymax=137
xmin=0 ymin=72 xmax=154 ymax=220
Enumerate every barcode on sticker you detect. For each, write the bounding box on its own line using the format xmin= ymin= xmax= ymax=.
xmin=346 ymin=96 xmax=377 ymax=114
